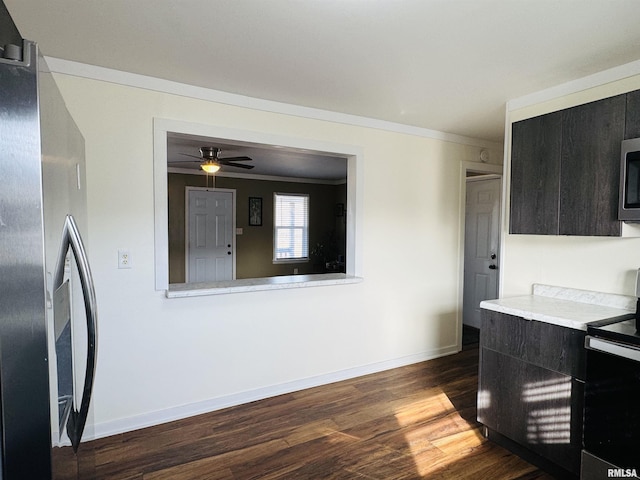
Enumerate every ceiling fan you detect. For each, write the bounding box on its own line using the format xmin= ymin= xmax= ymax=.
xmin=176 ymin=146 xmax=254 ymax=173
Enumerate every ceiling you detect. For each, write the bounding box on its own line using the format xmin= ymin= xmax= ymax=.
xmin=167 ymin=133 xmax=348 ymax=181
xmin=4 ymin=0 xmax=640 ymax=146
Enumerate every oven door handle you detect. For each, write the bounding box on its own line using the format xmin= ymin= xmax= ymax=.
xmin=585 ymin=336 xmax=640 ymax=363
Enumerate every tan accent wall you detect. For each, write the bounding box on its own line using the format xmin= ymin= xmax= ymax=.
xmin=168 ymin=173 xmax=346 ymax=282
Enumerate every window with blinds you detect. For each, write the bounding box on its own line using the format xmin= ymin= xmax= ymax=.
xmin=273 ymin=193 xmax=309 ymax=262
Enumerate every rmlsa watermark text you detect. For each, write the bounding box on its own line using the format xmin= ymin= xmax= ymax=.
xmin=608 ymin=468 xmax=638 ymax=478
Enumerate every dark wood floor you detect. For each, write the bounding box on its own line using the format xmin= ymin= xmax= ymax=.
xmin=85 ymin=341 xmax=554 ymax=479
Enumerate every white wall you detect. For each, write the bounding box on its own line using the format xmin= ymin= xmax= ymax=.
xmin=501 ymin=69 xmax=640 ymax=298
xmin=51 ymin=70 xmax=502 ymax=438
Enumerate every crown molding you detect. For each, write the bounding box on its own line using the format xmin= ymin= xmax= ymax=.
xmin=44 ymin=56 xmax=501 ymax=150
xmin=507 ymin=58 xmax=640 ymax=112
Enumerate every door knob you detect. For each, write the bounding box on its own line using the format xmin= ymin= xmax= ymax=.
xmin=227 ymin=252 xmax=231 ymax=255
xmin=490 ymin=253 xmax=497 ymax=259
xmin=489 ymin=264 xmax=497 ymax=270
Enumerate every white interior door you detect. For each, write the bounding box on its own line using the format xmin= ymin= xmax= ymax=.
xmin=186 ymin=188 xmax=235 ymax=282
xmin=463 ymin=177 xmax=500 ymax=329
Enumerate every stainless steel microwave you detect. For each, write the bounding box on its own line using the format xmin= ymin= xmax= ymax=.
xmin=619 ymin=137 xmax=640 ymax=222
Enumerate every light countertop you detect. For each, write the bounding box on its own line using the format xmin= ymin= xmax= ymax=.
xmin=166 ymin=273 xmax=362 ymax=298
xmin=480 ymin=284 xmax=636 ymax=331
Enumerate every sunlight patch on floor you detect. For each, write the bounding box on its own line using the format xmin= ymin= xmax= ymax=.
xmin=408 ymin=428 xmax=486 ymax=476
xmin=395 ymin=389 xmax=485 ymax=477
xmin=394 ymin=389 xmax=456 ymax=426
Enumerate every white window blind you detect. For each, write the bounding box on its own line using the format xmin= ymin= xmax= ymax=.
xmin=274 ymin=193 xmax=309 ymax=262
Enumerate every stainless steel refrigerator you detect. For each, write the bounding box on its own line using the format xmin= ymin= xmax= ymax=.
xmin=0 ymin=1 xmax=98 ymax=478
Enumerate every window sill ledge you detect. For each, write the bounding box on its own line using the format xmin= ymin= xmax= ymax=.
xmin=166 ymin=273 xmax=363 ymax=298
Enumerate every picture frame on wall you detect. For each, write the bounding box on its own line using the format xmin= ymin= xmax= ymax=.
xmin=249 ymin=197 xmax=262 ymax=226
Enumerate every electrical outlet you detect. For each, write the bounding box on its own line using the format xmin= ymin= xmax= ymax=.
xmin=118 ymin=250 xmax=132 ymax=269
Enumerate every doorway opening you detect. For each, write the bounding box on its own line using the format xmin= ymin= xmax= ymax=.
xmin=459 ymin=162 xmax=502 ymax=349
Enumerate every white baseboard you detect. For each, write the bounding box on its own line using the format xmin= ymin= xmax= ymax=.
xmin=88 ymin=344 xmax=460 ymax=441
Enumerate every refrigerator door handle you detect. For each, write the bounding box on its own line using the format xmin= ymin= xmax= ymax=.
xmin=54 ymin=215 xmax=98 ymax=453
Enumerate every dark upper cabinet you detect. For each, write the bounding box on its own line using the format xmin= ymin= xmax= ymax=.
xmin=626 ymin=90 xmax=640 ymax=139
xmin=510 ymin=112 xmax=562 ymax=234
xmin=510 ymin=92 xmax=628 ymax=236
xmin=559 ymin=94 xmax=625 ymax=236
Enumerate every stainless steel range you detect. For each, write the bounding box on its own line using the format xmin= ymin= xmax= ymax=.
xmin=583 ymin=318 xmax=640 ymax=479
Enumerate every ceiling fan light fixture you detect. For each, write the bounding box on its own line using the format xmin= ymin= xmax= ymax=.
xmin=200 ymin=161 xmax=221 ymax=174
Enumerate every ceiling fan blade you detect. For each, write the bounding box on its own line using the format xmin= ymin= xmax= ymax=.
xmin=222 ymin=162 xmax=254 ymax=169
xmin=219 ymin=156 xmax=252 ymax=162
xmin=176 ymin=151 xmax=254 ymax=169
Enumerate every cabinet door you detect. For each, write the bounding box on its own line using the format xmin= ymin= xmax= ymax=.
xmin=626 ymin=90 xmax=640 ymax=139
xmin=510 ymin=112 xmax=562 ymax=234
xmin=478 ymin=348 xmax=582 ymax=474
xmin=481 ymin=309 xmax=586 ymax=380
xmin=560 ymin=95 xmax=626 ymax=236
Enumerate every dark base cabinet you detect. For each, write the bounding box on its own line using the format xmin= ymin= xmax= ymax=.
xmin=484 ymin=428 xmax=580 ymax=480
xmin=478 ymin=310 xmax=585 ymax=478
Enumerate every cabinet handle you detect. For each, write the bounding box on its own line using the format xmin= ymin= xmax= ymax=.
xmin=585 ymin=336 xmax=640 ymax=363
